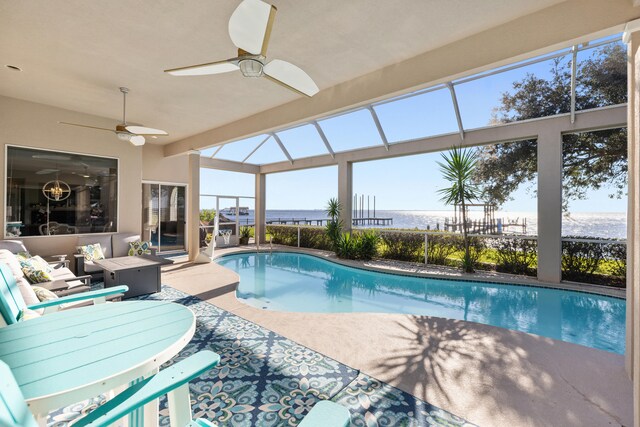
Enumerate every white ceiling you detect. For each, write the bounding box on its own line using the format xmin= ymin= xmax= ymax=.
xmin=0 ymin=0 xmax=564 ymax=145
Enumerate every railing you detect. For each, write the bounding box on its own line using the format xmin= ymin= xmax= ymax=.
xmin=263 ymin=225 xmax=627 ymax=284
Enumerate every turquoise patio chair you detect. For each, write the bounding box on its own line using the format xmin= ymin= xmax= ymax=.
xmin=0 ymin=349 xmax=350 ymax=427
xmin=0 ymin=350 xmax=221 ymax=427
xmin=0 ymin=263 xmax=128 ymax=326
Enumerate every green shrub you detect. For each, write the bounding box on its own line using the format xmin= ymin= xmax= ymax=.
xmin=455 ymin=236 xmax=486 ymax=270
xmin=356 ymin=230 xmax=380 ymax=260
xmin=299 ymin=227 xmax=334 ymax=251
xmin=426 ymin=234 xmax=461 ymax=266
xmin=325 ymin=220 xmax=342 ymax=250
xmin=380 ymin=232 xmax=424 ymax=262
xmin=266 ymin=226 xmax=297 ymax=246
xmin=562 ymin=236 xmax=605 ymax=281
xmin=199 ymin=209 xmax=216 ymax=224
xmin=334 ymin=230 xmax=380 ymax=260
xmin=494 ymin=238 xmax=537 ymax=276
xmin=605 ymin=242 xmax=627 ymax=278
xmin=335 ymin=233 xmax=357 ymax=259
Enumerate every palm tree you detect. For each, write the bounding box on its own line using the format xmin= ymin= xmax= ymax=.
xmin=437 ymin=146 xmax=482 ymax=273
xmin=325 ymin=198 xmax=343 ymax=250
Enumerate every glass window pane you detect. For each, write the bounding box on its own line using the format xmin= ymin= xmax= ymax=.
xmin=576 ymin=40 xmax=626 ymax=111
xmin=266 ymin=166 xmax=337 ymax=211
xmin=562 ymin=128 xmax=627 ymax=239
xmin=275 ymin=124 xmax=330 ymax=159
xmin=245 ymin=137 xmax=288 ymax=164
xmin=214 ymin=135 xmax=265 ymax=162
xmin=200 ymin=146 xmax=222 ymax=157
xmin=456 ymin=54 xmax=571 ymax=129
xmin=317 ymin=109 xmax=382 ymax=152
xmin=6 ymin=146 xmax=118 ymax=237
xmin=200 ymin=169 xmax=255 ymax=203
xmin=373 ymin=88 xmax=459 ymax=142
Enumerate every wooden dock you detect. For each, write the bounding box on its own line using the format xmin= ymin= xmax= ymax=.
xmin=266 ymin=218 xmax=329 ymax=226
xmin=246 ymin=217 xmax=394 ymax=227
xmin=352 ymin=217 xmax=393 ymax=226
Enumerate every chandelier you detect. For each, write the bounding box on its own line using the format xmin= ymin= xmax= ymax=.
xmin=42 ymin=179 xmax=71 ymax=201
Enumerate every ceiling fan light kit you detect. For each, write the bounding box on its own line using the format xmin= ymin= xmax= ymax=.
xmin=238 ymin=55 xmax=265 ymax=78
xmin=165 ymin=0 xmax=319 ymax=97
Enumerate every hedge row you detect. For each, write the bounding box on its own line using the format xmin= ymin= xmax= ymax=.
xmin=264 ymin=226 xmax=626 ymax=287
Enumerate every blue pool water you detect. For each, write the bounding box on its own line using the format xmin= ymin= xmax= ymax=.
xmin=217 ymin=252 xmax=626 ymax=354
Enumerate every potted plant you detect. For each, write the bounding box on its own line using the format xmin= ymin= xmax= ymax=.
xmin=239 ymin=226 xmax=252 ymax=245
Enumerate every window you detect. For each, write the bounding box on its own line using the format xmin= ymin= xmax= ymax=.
xmin=576 ymin=40 xmax=626 ymax=111
xmin=373 ymin=88 xmax=459 ymax=142
xmin=5 ymin=146 xmax=118 ymax=237
xmin=275 ymin=125 xmax=330 ymax=159
xmin=455 ymin=54 xmax=571 ymax=129
xmin=317 ymin=109 xmax=383 ymax=152
xmin=213 ymin=135 xmax=266 ymax=162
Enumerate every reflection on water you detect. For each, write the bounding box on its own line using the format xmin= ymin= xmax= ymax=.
xmin=218 ymin=252 xmax=626 ymax=354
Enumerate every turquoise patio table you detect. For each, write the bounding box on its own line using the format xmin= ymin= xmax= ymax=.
xmin=0 ymin=300 xmax=195 ymax=426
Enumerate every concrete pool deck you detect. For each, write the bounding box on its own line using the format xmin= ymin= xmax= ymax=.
xmin=161 ymin=247 xmax=632 ymax=427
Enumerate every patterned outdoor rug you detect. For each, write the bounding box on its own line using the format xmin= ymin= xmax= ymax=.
xmin=48 ymin=285 xmax=476 ymax=426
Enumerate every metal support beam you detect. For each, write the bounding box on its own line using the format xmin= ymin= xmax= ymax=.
xmin=271 ymin=133 xmax=294 ymax=164
xmin=570 ymin=45 xmax=578 ymax=124
xmin=312 ymin=121 xmax=335 ymax=158
xmin=242 ymin=135 xmax=271 ymax=163
xmin=446 ymin=82 xmax=465 ymax=140
xmin=210 ymin=144 xmax=224 ymax=158
xmin=259 ymin=105 xmax=626 ymax=174
xmin=200 ymin=156 xmax=260 ymax=174
xmin=367 ymin=106 xmax=390 ymax=151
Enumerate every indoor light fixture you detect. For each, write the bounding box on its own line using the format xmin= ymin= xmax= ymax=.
xmin=42 ymin=179 xmax=71 ymax=202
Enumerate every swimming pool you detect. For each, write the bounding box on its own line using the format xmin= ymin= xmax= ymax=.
xmin=217 ymin=251 xmax=626 ymax=354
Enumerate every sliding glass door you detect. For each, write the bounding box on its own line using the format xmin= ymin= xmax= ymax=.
xmin=142 ymin=183 xmax=186 ymax=253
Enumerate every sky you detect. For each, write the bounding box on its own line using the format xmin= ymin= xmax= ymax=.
xmin=200 ymin=39 xmax=627 ymax=214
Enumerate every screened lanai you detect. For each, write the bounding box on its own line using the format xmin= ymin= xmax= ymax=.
xmin=198 ymin=32 xmax=627 ymax=287
xmin=200 ymin=33 xmax=625 ymax=166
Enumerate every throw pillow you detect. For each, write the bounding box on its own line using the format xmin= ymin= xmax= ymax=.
xmin=20 ymin=258 xmax=54 ymax=284
xmin=80 ymin=244 xmax=105 ymax=262
xmin=128 ymin=241 xmax=152 ymax=256
xmin=32 ymin=286 xmax=59 ymax=302
xmin=17 ymin=307 xmax=41 ymax=322
xmin=30 ymin=255 xmax=53 ymax=274
xmin=16 ymin=251 xmax=31 ymax=261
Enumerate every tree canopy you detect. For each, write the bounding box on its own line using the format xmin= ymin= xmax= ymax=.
xmin=473 ymin=43 xmax=627 ymax=209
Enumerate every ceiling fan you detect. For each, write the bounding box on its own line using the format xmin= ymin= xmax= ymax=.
xmin=164 ymin=0 xmax=319 ymax=97
xmin=59 ymin=87 xmax=168 ymax=146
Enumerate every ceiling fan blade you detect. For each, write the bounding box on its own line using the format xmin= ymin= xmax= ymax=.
xmin=263 ymin=59 xmax=319 ymax=97
xmin=125 ymin=125 xmax=168 ymax=136
xmin=58 ymin=122 xmax=115 ymax=133
xmin=129 ymin=135 xmax=146 ymax=146
xmin=228 ymin=0 xmax=277 ymax=56
xmin=165 ymin=59 xmax=240 ymax=76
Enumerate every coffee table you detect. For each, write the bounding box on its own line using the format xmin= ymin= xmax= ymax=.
xmin=95 ymin=254 xmax=174 ymax=299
